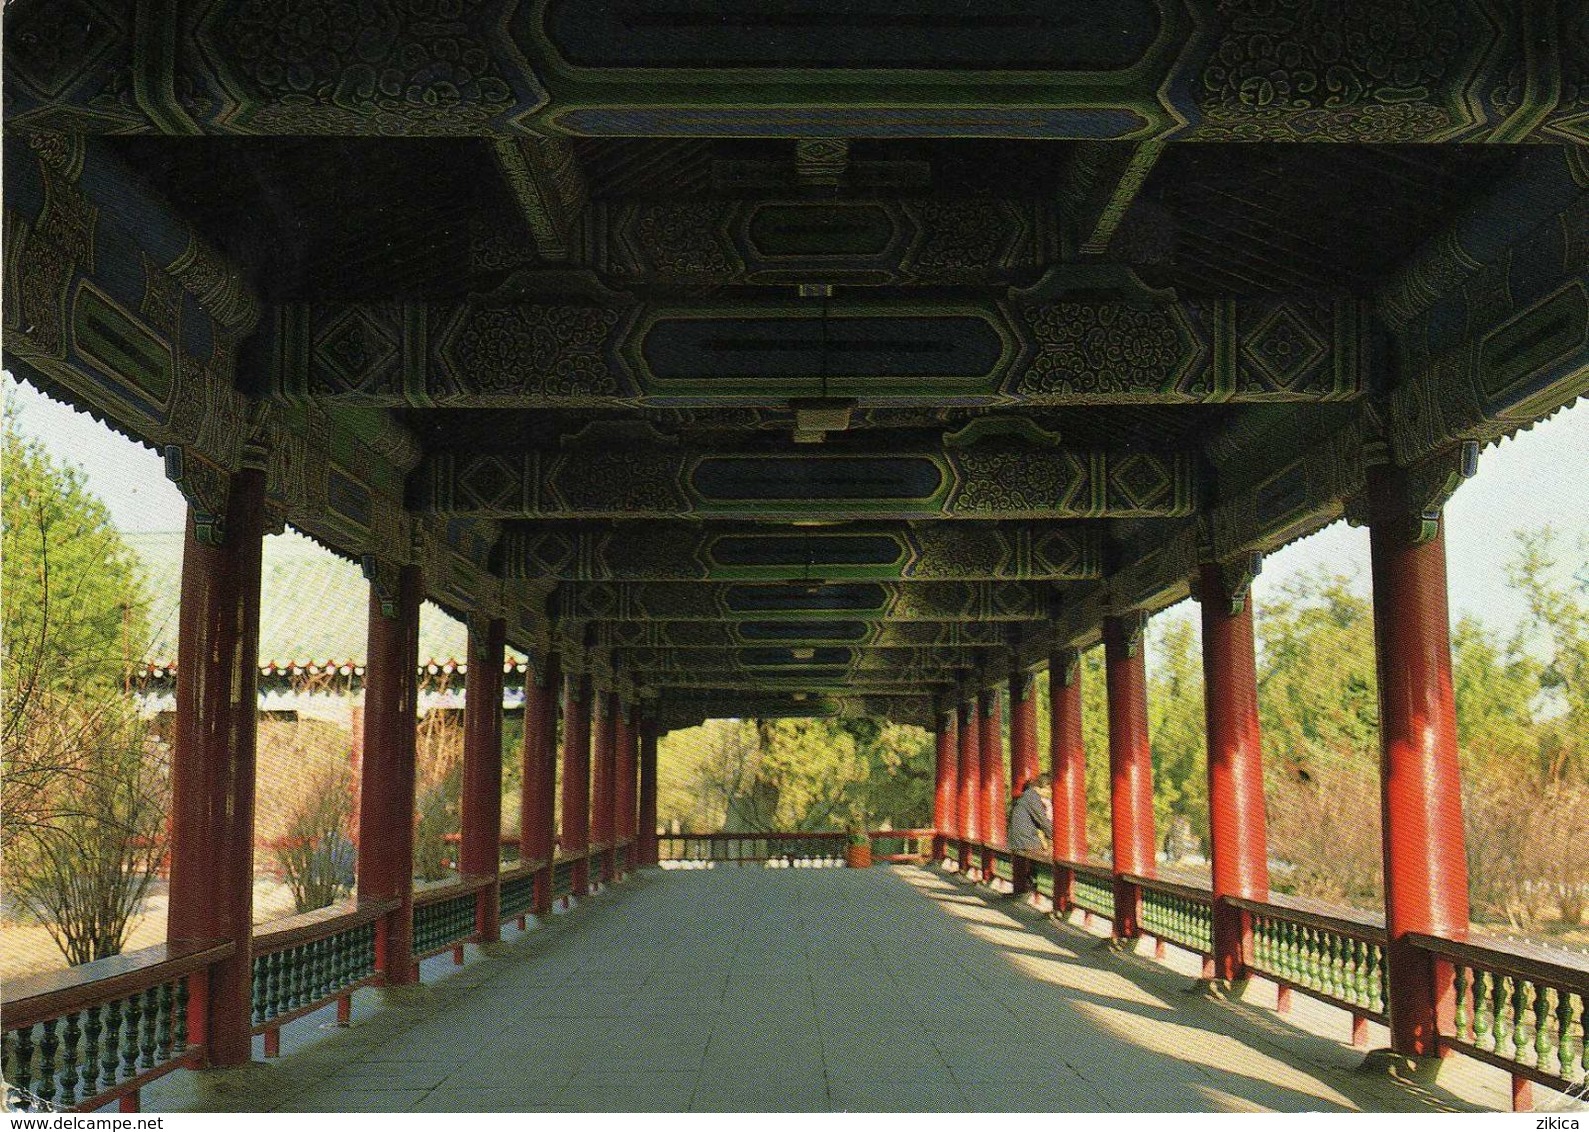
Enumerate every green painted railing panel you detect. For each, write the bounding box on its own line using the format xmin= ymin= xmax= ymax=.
xmin=1450 ymin=966 xmax=1587 ymax=1091
xmin=499 ymin=873 xmax=538 ymax=919
xmin=251 ymin=923 xmax=377 ymax=1030
xmin=1072 ymin=872 xmax=1115 ymax=920
xmin=3 ymin=979 xmax=188 ymax=1112
xmin=1249 ymin=912 xmax=1385 ymax=1018
xmin=413 ymin=893 xmax=476 ymax=957
xmin=1140 ymin=887 xmax=1213 ymax=956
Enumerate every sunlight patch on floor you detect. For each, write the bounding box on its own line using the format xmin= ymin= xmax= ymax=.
xmin=1067 ymin=999 xmax=1360 ymax=1109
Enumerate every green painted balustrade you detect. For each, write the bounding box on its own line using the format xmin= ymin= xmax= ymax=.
xmin=990 ymin=850 xmax=1016 ymax=884
xmin=2 ymin=942 xmax=230 ymax=1113
xmin=499 ymin=869 xmax=540 ymax=920
xmin=250 ymin=906 xmax=384 ymax=1034
xmin=552 ymin=858 xmax=579 ymax=898
xmin=1412 ymin=932 xmax=1588 ymax=1096
xmin=1071 ymin=867 xmax=1117 ymax=921
xmin=659 ymin=833 xmax=845 ymax=865
xmin=1136 ymin=878 xmax=1214 ymax=956
xmin=1235 ymin=897 xmax=1387 ymax=1019
xmin=412 ymin=883 xmax=485 ymax=959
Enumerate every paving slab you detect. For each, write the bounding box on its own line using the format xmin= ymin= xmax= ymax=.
xmin=141 ymin=864 xmax=1549 ymax=1113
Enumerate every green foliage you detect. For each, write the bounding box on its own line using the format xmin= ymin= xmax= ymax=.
xmin=270 ymin=762 xmax=356 ymax=914
xmin=2 ymin=414 xmax=166 ymax=963
xmin=657 ymin=716 xmax=934 ymax=833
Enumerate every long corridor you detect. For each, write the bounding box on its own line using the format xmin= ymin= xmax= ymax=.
xmin=149 ymin=866 xmax=1524 ymax=1113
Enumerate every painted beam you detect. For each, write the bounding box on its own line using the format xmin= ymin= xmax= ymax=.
xmin=501 ymin=520 xmax=1101 ymax=582
xmin=0 ymin=137 xmax=516 ymax=645
xmin=580 ymin=619 xmax=1012 ymax=650
xmin=652 ymin=692 xmax=936 ymax=731
xmin=6 ymin=2 xmax=1577 ymax=143
xmin=613 ymin=646 xmax=989 ymax=673
xmin=417 ymin=424 xmax=1195 ymax=522
xmin=549 ymin=580 xmax=1052 ymax=622
xmin=267 ymin=296 xmax=1365 ymax=407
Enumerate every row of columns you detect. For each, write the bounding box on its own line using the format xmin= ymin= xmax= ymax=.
xmin=163 ymin=467 xmax=663 ymax=1069
xmin=931 ymin=466 xmax=1468 ymax=1061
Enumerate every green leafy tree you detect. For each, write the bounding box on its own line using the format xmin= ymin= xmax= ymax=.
xmin=2 ymin=414 xmax=167 ymax=962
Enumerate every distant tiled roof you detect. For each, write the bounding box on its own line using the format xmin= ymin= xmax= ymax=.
xmin=128 ymin=529 xmax=471 ymax=666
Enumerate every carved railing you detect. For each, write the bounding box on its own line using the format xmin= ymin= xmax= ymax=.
xmin=412 ymin=876 xmax=493 ymax=962
xmin=660 ymin=832 xmax=846 ymax=866
xmin=1128 ymin=874 xmax=1215 ymax=958
xmin=1068 ymin=862 xmax=1117 ymax=921
xmin=551 ymin=852 xmax=586 ymax=900
xmin=498 ymin=860 xmax=546 ymax=924
xmin=1228 ymin=893 xmax=1388 ymax=1023
xmin=2 ymin=941 xmax=232 ymax=1113
xmin=250 ymin=898 xmax=396 ymax=1057
xmin=1410 ymin=931 xmax=1588 ymax=1104
xmin=657 ymin=830 xmax=934 ymax=867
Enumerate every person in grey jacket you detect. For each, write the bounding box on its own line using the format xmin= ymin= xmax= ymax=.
xmin=1008 ymin=772 xmax=1054 ymax=853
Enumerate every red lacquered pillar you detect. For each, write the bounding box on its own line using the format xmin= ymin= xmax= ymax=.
xmin=460 ymin=616 xmax=506 ymax=944
xmin=167 ymin=468 xmax=265 ymax=1067
xmin=932 ymin=708 xmax=959 ymax=859
xmin=590 ymin=689 xmax=617 ymax=883
xmin=637 ymin=721 xmax=660 ymax=866
xmin=357 ymin=563 xmax=422 ymax=986
xmin=561 ymin=674 xmax=592 ymax=895
xmin=1105 ymin=615 xmax=1155 ymax=939
xmin=979 ymin=687 xmax=1007 ymax=850
xmin=1198 ymin=563 xmax=1269 ymax=983
xmin=522 ymin=654 xmax=559 ymax=914
xmin=1050 ymin=648 xmax=1087 ymax=912
xmin=956 ymin=696 xmax=981 ymax=860
xmin=1369 ymin=467 xmax=1469 ymax=1058
xmin=614 ymin=702 xmax=637 ymax=874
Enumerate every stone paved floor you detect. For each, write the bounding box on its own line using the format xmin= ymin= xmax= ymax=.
xmin=142 ymin=864 xmax=1547 ymax=1113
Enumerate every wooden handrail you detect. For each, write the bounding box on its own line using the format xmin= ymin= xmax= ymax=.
xmin=250 ymin=897 xmax=401 ymax=956
xmin=1122 ymin=872 xmax=1216 ymax=905
xmin=2 ymin=940 xmax=235 ymax=1033
xmin=499 ymin=857 xmax=549 ymax=881
xmin=1051 ymin=856 xmax=1115 ymax=884
xmin=412 ymin=874 xmax=494 ymax=909
xmin=1226 ymin=892 xmax=1386 ymax=941
xmin=1406 ymin=930 xmax=1589 ymax=989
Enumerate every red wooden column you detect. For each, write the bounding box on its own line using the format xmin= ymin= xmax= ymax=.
xmin=931 ymin=707 xmax=959 ymax=859
xmin=1198 ymin=562 xmax=1269 ymax=984
xmin=561 ymin=673 xmax=593 ymax=895
xmin=1105 ymin=614 xmax=1155 ymax=940
xmin=637 ymin=720 xmax=660 ymax=866
xmin=956 ymin=696 xmax=981 ymax=861
xmin=357 ymin=563 xmax=422 ymax=986
xmin=590 ymin=689 xmax=617 ymax=883
xmin=460 ymin=616 xmax=506 ymax=944
xmin=978 ymin=686 xmax=1007 ymax=849
xmin=1049 ymin=648 xmax=1087 ymax=912
xmin=1369 ymin=466 xmax=1470 ymax=1059
xmin=167 ymin=467 xmax=265 ymax=1068
xmin=522 ymin=654 xmax=559 ymax=915
xmin=614 ymin=702 xmax=638 ymax=874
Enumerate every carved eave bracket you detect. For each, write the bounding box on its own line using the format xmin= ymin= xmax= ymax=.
xmin=164 ymin=445 xmax=231 ymax=546
xmin=361 ymin=555 xmax=403 ymax=621
xmin=1192 ymin=552 xmax=1263 ymax=615
xmin=1399 ymin=441 xmax=1481 ymax=545
xmin=1051 ymin=648 xmax=1081 ymax=689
